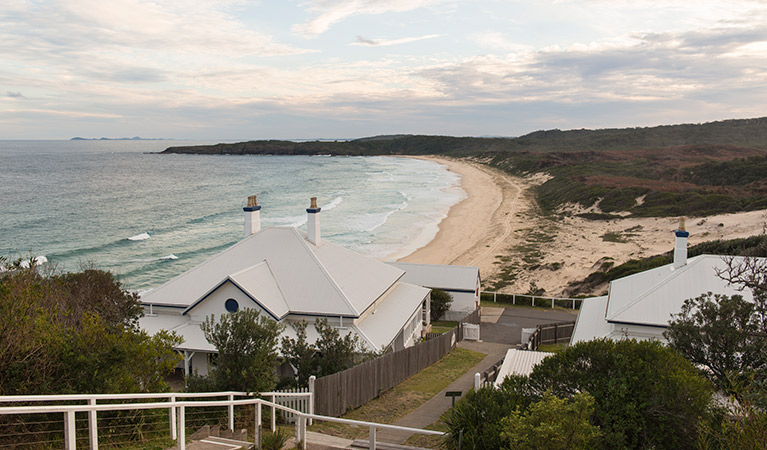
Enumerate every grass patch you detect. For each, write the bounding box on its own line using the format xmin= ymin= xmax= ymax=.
xmin=309 ymin=347 xmax=486 ymax=440
xmin=601 ymin=231 xmax=627 ymax=243
xmin=430 ymin=321 xmax=457 ymax=334
xmin=537 ymin=343 xmax=569 ymax=353
xmin=403 ymin=420 xmax=449 ymax=449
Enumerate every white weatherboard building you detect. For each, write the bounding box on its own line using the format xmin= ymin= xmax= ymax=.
xmin=386 ymin=262 xmax=481 ymax=321
xmin=140 ymin=196 xmax=431 ymax=376
xmin=571 ymin=221 xmax=764 ymax=344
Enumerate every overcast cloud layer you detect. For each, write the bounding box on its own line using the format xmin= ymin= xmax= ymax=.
xmin=2 ymin=0 xmax=766 ymax=139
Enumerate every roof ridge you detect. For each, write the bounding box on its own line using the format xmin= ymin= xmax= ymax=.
xmin=287 ymin=227 xmax=359 ymax=316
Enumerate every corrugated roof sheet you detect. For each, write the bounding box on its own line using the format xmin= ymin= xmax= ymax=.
xmin=494 ymin=349 xmax=552 ymax=387
xmin=141 ymin=227 xmax=403 ymax=318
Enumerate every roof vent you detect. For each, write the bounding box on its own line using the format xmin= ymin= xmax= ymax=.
xmin=673 ymin=217 xmax=689 ymax=269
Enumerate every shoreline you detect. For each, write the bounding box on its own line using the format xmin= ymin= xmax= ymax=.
xmin=393 ymin=156 xmax=527 ymax=280
xmin=393 ymin=156 xmax=767 ymax=297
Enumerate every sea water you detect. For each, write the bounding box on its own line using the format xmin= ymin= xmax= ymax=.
xmin=0 ymin=140 xmax=465 ymax=292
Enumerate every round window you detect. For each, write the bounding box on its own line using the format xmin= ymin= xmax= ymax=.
xmin=225 ymin=298 xmax=239 ymax=313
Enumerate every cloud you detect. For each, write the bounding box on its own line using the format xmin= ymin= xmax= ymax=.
xmin=351 ymin=34 xmax=441 ymax=47
xmin=293 ymin=0 xmax=450 ymax=37
xmin=6 ymin=91 xmax=23 ymax=98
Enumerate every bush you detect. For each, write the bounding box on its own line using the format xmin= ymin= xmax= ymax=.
xmin=528 ymin=339 xmax=713 ymax=450
xmin=430 ymin=289 xmax=453 ymax=321
xmin=201 ymin=309 xmax=283 ymax=393
xmin=502 ymin=392 xmax=601 ymax=450
xmin=442 ymin=376 xmax=533 ymax=450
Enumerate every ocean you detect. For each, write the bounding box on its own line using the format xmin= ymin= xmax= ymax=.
xmin=0 ymin=140 xmax=465 ymax=292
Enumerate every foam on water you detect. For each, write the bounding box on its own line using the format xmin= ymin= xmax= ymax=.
xmin=0 ymin=142 xmax=465 ymax=291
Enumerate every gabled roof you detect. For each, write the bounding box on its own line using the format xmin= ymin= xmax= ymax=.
xmin=141 ymin=227 xmax=404 ymax=318
xmin=606 ymin=255 xmax=757 ymax=327
xmin=386 ymin=262 xmax=479 ymax=292
xmin=354 ymin=282 xmax=430 ymax=351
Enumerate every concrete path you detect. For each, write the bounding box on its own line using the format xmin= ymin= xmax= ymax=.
xmin=374 ymin=340 xmax=512 ymax=445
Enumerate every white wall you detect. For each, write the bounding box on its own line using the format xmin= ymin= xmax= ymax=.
xmin=187 ymin=281 xmax=271 ymax=322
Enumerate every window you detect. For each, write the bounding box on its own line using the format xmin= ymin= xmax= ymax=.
xmin=224 ymin=298 xmax=239 ymax=313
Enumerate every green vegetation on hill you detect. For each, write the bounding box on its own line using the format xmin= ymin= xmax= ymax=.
xmin=565 ymin=235 xmax=767 ymax=296
xmin=164 ymin=117 xmax=767 ymax=218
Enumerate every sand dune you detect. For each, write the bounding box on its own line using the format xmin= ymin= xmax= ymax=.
xmin=398 ymin=156 xmax=767 ymax=297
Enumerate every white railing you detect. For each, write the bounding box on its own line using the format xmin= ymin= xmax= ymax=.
xmin=0 ymin=391 xmax=443 ymax=450
xmin=481 ymin=290 xmax=583 ymax=309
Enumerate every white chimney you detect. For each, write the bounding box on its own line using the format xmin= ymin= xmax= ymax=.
xmin=243 ymin=195 xmax=261 ymax=237
xmin=307 ymin=197 xmax=321 ymax=245
xmin=673 ymin=217 xmax=689 ymax=269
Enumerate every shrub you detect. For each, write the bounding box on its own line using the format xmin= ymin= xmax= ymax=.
xmin=430 ymin=289 xmax=453 ymax=321
xmin=528 ymin=339 xmax=713 ymax=450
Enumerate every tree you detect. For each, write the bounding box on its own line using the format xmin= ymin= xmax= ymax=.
xmin=0 ymin=262 xmax=181 ymax=395
xmin=527 ymin=339 xmax=714 ymax=450
xmin=201 ymin=308 xmax=283 ymax=392
xmin=502 ymin=392 xmax=601 ymax=450
xmin=280 ymin=318 xmax=363 ymax=386
xmin=665 ymin=292 xmax=767 ymax=396
xmin=430 ymin=289 xmax=453 ymax=321
xmin=280 ymin=320 xmax=317 ymax=386
xmin=442 ymin=375 xmax=534 ymax=450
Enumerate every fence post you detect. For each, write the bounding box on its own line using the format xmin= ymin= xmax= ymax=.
xmin=512 ymin=294 xmax=516 ymax=305
xmin=88 ymin=398 xmax=98 ymax=450
xmin=270 ymin=394 xmax=276 ymax=432
xmin=64 ymin=411 xmax=76 ymax=450
xmin=178 ymin=405 xmax=186 ymax=450
xmin=256 ymin=402 xmax=262 ymax=449
xmin=474 ymin=372 xmax=480 ymax=390
xmin=369 ymin=426 xmax=377 ymax=450
xmin=493 ymin=292 xmax=496 ymax=302
xmin=551 ymin=298 xmax=554 ymax=308
xmin=308 ymin=375 xmax=316 ymax=426
xmin=228 ymin=394 xmax=235 ymax=431
xmin=554 ymin=323 xmax=559 ymax=342
xmin=573 ymin=299 xmax=575 ymax=309
xmin=170 ymin=395 xmax=177 ymax=440
xmin=300 ymin=416 xmax=307 ymax=450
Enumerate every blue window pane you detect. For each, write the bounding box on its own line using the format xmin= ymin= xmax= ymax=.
xmin=225 ymin=298 xmax=239 ymax=313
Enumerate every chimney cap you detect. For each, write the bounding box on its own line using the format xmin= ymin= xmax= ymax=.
xmin=307 ymin=196 xmax=321 ymax=213
xmin=675 ymin=217 xmax=689 ymax=238
xmin=244 ymin=194 xmax=261 ymax=211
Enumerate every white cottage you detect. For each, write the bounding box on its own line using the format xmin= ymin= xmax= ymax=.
xmin=386 ymin=262 xmax=481 ymax=321
xmin=140 ymin=196 xmax=431 ymax=376
xmin=571 ymin=221 xmax=764 ymax=344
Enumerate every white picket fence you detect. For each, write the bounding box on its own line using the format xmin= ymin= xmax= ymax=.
xmin=263 ymin=378 xmax=314 ymax=424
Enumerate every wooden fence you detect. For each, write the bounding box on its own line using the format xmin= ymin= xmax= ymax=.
xmin=314 ymin=308 xmax=481 ymax=417
xmin=526 ymin=321 xmax=576 ymax=351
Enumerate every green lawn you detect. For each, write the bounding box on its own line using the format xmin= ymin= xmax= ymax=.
xmin=309 ymin=347 xmax=486 ymax=440
xmin=430 ymin=320 xmax=457 ymax=334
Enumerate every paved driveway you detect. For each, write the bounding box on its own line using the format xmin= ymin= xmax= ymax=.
xmin=480 ymin=306 xmax=578 ymax=345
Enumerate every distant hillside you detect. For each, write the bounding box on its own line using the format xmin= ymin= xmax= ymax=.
xmin=163 ymin=117 xmax=767 ymax=218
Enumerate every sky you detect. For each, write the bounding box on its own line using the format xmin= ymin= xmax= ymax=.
xmin=1 ymin=0 xmax=766 ymax=140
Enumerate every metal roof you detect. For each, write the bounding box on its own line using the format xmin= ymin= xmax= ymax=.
xmin=607 ymin=255 xmax=757 ymax=327
xmin=141 ymin=227 xmax=404 ymax=318
xmin=494 ymin=349 xmax=552 ymax=387
xmin=386 ymin=262 xmax=479 ymax=292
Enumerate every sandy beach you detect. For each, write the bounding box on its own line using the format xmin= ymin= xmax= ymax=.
xmin=398 ymin=156 xmax=767 ymax=297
